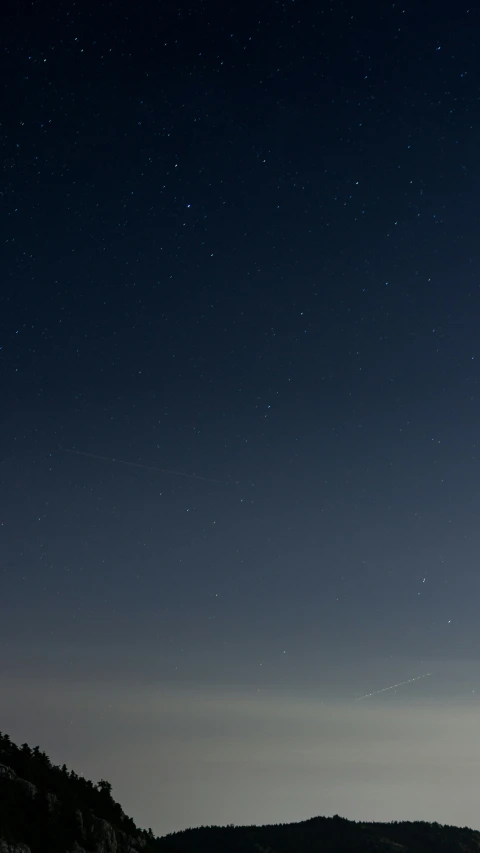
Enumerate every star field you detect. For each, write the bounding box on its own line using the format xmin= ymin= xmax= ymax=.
xmin=1 ymin=0 xmax=480 ymax=837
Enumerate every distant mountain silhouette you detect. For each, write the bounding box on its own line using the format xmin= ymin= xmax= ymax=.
xmin=1 ymin=731 xmax=479 ymax=853
xmin=153 ymin=816 xmax=480 ymax=853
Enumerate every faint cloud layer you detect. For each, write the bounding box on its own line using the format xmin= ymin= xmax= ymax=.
xmin=1 ymin=674 xmax=480 ymax=834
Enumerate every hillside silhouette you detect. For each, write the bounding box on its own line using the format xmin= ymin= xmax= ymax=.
xmin=153 ymin=817 xmax=480 ymax=853
xmin=1 ymin=731 xmax=479 ymax=853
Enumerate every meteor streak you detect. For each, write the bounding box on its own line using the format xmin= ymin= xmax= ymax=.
xmin=62 ymin=449 xmax=221 ymax=483
xmin=355 ymin=672 xmax=432 ymax=701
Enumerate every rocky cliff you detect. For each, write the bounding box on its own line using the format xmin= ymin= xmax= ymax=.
xmin=0 ymin=761 xmax=150 ymax=852
xmin=0 ymin=735 xmax=154 ymax=853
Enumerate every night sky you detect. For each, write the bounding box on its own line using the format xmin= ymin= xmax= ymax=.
xmin=2 ymin=0 xmax=480 ymax=837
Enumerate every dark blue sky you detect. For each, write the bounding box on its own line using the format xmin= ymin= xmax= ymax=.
xmin=2 ymin=0 xmax=480 ymax=836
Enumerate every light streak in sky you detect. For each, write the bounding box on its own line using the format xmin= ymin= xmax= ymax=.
xmin=62 ymin=449 xmax=221 ymax=483
xmin=355 ymin=672 xmax=432 ymax=701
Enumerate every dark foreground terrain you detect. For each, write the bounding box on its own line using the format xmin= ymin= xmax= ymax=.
xmin=0 ymin=732 xmax=478 ymax=853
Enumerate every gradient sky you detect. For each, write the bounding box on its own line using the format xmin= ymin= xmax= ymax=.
xmin=2 ymin=0 xmax=480 ymax=838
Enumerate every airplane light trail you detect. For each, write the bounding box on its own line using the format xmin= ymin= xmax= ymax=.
xmin=62 ymin=449 xmax=221 ymax=483
xmin=355 ymin=672 xmax=432 ymax=701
